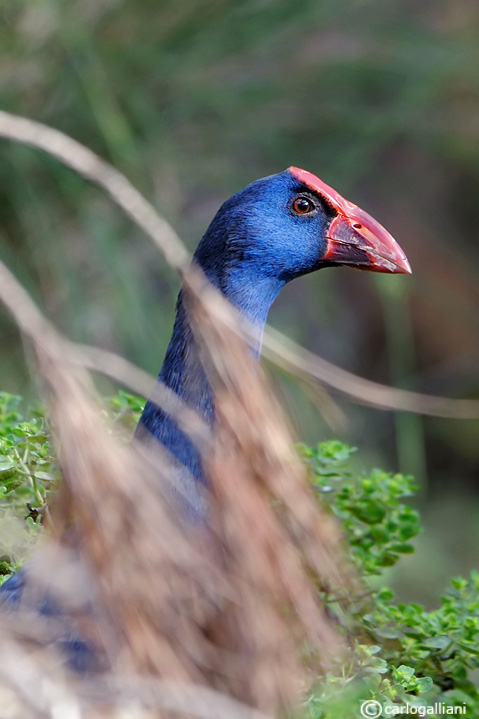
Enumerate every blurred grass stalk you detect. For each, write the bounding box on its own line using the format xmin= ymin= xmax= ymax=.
xmin=376 ymin=274 xmax=427 ymax=489
xmin=0 ymin=125 xmax=354 ymax=712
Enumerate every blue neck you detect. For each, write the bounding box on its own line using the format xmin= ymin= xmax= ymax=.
xmin=136 ymin=255 xmax=283 ymax=496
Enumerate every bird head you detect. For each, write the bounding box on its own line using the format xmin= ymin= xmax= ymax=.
xmin=195 ymin=167 xmax=411 ymax=288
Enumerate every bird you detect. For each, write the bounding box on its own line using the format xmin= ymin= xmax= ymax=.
xmin=0 ymin=166 xmax=411 ymax=667
xmin=135 ymin=166 xmax=410 ymax=512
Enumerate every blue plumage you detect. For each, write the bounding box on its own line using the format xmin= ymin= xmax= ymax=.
xmin=0 ymin=166 xmax=410 ymax=667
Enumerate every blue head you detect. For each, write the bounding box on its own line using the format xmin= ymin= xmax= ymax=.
xmin=193 ymin=167 xmax=410 ymax=325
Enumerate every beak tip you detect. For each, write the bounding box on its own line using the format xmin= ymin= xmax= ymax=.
xmin=397 ymin=257 xmax=412 ymax=275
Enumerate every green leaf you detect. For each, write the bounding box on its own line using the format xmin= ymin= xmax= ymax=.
xmin=388 ymin=543 xmax=415 ymax=554
xmin=34 ymin=471 xmax=56 ymax=482
xmin=0 ymin=457 xmax=16 ymax=479
xmin=351 ymin=502 xmax=386 ymax=524
xmin=416 ymin=676 xmax=433 ymax=693
xmin=422 ymin=636 xmax=452 ymax=651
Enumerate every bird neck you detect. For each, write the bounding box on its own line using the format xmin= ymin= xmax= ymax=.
xmin=137 ymin=260 xmax=283 ymax=499
xmin=210 ymin=263 xmax=284 ymax=356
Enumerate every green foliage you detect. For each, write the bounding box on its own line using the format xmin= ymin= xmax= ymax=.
xmin=1 ymin=402 xmax=477 ymax=715
xmin=0 ymin=393 xmax=59 ymax=497
xmin=0 ymin=392 xmax=59 ymax=578
xmin=299 ymin=441 xmax=421 ymax=574
xmin=301 ymin=441 xmax=479 ymax=718
xmin=106 ymin=389 xmax=146 ymax=436
xmin=0 ymin=390 xmax=144 ymax=581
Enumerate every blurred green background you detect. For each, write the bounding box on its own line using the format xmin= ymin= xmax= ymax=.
xmin=0 ymin=0 xmax=478 ymax=602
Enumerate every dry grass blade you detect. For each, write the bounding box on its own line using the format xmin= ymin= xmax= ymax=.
xmin=0 ymin=110 xmax=475 ymax=419
xmin=0 ymin=258 xmax=208 ymax=450
xmin=0 ymin=110 xmax=189 ymax=271
xmin=1 ymin=109 xmax=475 ymax=716
xmin=70 ymin=342 xmax=210 ymax=446
xmin=0 ymin=622 xmax=275 ymax=719
xmin=262 ymin=326 xmax=479 ymax=420
xmin=184 ymin=272 xmax=356 ymax=709
xmin=0 ymin=258 xmax=353 ymax=715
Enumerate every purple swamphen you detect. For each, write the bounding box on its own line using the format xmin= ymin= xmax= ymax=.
xmin=0 ymin=166 xmax=411 ymax=669
xmin=136 ymin=166 xmax=410 ymax=511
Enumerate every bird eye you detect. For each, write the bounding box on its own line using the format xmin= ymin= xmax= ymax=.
xmin=292 ymin=197 xmax=314 ymax=214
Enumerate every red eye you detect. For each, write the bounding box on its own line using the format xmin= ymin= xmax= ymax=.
xmin=293 ymin=197 xmax=314 ymax=214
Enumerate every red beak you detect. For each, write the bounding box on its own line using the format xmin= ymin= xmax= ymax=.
xmin=290 ymin=167 xmax=412 ymax=275
xmin=324 ymin=209 xmax=411 ymax=274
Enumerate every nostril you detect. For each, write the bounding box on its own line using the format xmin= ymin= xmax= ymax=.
xmin=353 ymin=223 xmax=362 ymax=229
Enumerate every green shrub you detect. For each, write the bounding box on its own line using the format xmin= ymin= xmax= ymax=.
xmin=1 ymin=394 xmax=478 ymax=715
xmin=0 ymin=389 xmax=143 ymax=578
xmin=300 ymin=441 xmax=479 ymax=717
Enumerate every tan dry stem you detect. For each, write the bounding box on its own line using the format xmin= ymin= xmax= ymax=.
xmin=0 ymin=110 xmax=475 ymax=718
xmin=0 ymin=110 xmax=476 ymax=419
xmin=0 ymin=258 xmax=354 ymax=716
